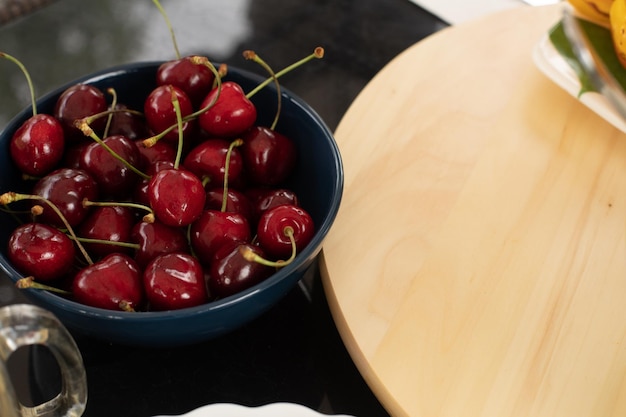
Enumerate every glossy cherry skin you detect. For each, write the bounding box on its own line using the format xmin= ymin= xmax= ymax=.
xmin=108 ymin=104 xmax=149 ymax=140
xmin=32 ymin=168 xmax=99 ymax=227
xmin=257 ymin=204 xmax=315 ymax=260
xmin=147 ymin=168 xmax=206 ymax=227
xmin=190 ymin=210 xmax=251 ymax=265
xmin=77 ymin=206 xmax=135 ymax=257
xmin=247 ymin=187 xmax=299 ymax=226
xmin=198 ymin=81 xmax=257 ymax=137
xmin=10 ymin=114 xmax=65 ymax=176
xmin=241 ymin=126 xmax=297 ymax=186
xmin=134 ymin=160 xmax=175 ymax=207
xmin=183 ymin=138 xmax=244 ymax=188
xmin=72 ymin=253 xmax=144 ymax=311
xmin=207 ymin=242 xmax=273 ymax=298
xmin=134 ymin=139 xmax=176 ymax=170
xmin=8 ymin=223 xmax=76 ymax=282
xmin=144 ymin=84 xmax=195 ymax=143
xmin=79 ymin=134 xmax=141 ymax=199
xmin=204 ymin=188 xmax=254 ymax=224
xmin=131 ymin=220 xmax=190 ymax=268
xmin=143 ymin=252 xmax=208 ymax=311
xmin=54 ymin=84 xmax=108 ymax=141
xmin=156 ymin=55 xmax=215 ymax=106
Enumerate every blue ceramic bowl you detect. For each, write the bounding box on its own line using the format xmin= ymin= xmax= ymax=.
xmin=0 ymin=62 xmax=343 ymax=347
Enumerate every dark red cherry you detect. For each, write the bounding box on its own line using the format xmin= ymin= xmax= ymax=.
xmin=134 ymin=160 xmax=176 ymax=207
xmin=10 ymin=114 xmax=65 ymax=176
xmin=190 ymin=210 xmax=251 ymax=265
xmin=143 ymin=252 xmax=208 ymax=311
xmin=247 ymin=187 xmax=299 ymax=225
xmin=198 ymin=81 xmax=256 ymax=137
xmin=108 ymin=104 xmax=149 ymax=140
xmin=54 ymin=84 xmax=108 ymax=141
xmin=32 ymin=168 xmax=99 ymax=227
xmin=131 ymin=220 xmax=189 ymax=268
xmin=204 ymin=188 xmax=254 ymax=223
xmin=134 ymin=139 xmax=176 ymax=170
xmin=144 ymin=84 xmax=195 ymax=143
xmin=72 ymin=253 xmax=143 ymax=311
xmin=183 ymin=138 xmax=244 ymax=188
xmin=257 ymin=204 xmax=314 ymax=259
xmin=8 ymin=223 xmax=76 ymax=282
xmin=79 ymin=134 xmax=141 ymax=199
xmin=156 ymin=55 xmax=215 ymax=107
xmin=146 ymin=160 xmax=176 ymax=175
xmin=207 ymin=242 xmax=273 ymax=298
xmin=241 ymin=126 xmax=296 ymax=186
xmin=147 ymin=168 xmax=205 ymax=227
xmin=77 ymin=206 xmax=135 ymax=257
xmin=62 ymin=142 xmax=90 ymax=170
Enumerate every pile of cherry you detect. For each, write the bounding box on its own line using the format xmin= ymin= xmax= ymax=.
xmin=1 ymin=49 xmax=322 ymax=313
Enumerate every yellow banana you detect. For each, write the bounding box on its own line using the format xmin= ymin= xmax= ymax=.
xmin=610 ymin=0 xmax=626 ymax=67
xmin=568 ymin=0 xmax=613 ymax=26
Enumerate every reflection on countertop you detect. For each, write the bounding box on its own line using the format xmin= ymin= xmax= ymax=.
xmin=0 ymin=0 xmax=446 ymax=130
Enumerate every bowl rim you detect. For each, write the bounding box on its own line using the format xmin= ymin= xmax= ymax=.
xmin=0 ymin=60 xmax=344 ymax=320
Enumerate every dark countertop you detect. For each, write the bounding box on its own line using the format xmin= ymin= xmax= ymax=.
xmin=0 ymin=1 xmax=446 ymax=416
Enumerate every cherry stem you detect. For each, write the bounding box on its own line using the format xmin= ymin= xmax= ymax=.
xmin=241 ymin=226 xmax=297 ymax=268
xmin=21 ymin=173 xmax=41 ymax=181
xmin=215 ymin=64 xmax=228 ymax=88
xmin=143 ymin=128 xmax=173 ymax=148
xmin=187 ymin=56 xmax=223 ymax=119
xmin=143 ymin=47 xmax=324 ymax=149
xmin=31 ymin=204 xmax=44 ymax=216
xmin=118 ymin=300 xmax=136 ymax=312
xmin=82 ymin=198 xmax=154 ymax=218
xmin=0 ymin=192 xmax=93 ymax=265
xmin=70 ymin=236 xmax=140 ymax=250
xmin=80 ymin=107 xmax=145 ymax=125
xmin=186 ymin=224 xmax=196 ymax=258
xmin=103 ymin=87 xmax=118 ymax=138
xmin=171 ymin=87 xmax=184 ymax=169
xmin=0 ymin=51 xmax=37 ymax=115
xmin=16 ymin=277 xmax=71 ymax=295
xmin=152 ymin=0 xmax=181 ymax=60
xmin=245 ymin=47 xmax=324 ymax=100
xmin=221 ymin=139 xmax=244 ymax=212
xmin=74 ymin=119 xmax=150 ymax=180
xmin=143 ymin=57 xmax=222 ymax=149
xmin=244 ymin=50 xmax=281 ymax=130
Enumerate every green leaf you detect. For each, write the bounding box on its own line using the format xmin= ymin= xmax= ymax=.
xmin=549 ymin=21 xmax=595 ymax=95
xmin=548 ymin=18 xmax=626 ymax=97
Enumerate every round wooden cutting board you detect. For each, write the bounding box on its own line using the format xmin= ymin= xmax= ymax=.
xmin=319 ymin=4 xmax=626 ymax=417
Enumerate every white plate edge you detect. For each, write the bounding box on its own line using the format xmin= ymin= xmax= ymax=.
xmin=151 ymin=402 xmax=358 ymax=417
xmin=532 ymin=32 xmax=626 ymax=134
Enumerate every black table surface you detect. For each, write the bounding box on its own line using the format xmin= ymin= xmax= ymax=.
xmin=0 ymin=1 xmax=447 ymax=416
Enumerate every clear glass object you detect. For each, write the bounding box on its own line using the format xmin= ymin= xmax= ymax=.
xmin=0 ymin=304 xmax=87 ymax=417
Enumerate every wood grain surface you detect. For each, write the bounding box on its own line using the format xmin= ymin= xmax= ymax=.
xmin=320 ymin=4 xmax=626 ymax=417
